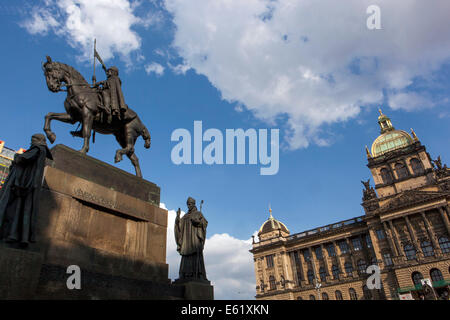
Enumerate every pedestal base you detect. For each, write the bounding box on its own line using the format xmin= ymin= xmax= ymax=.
xmin=0 ymin=245 xmax=43 ymax=299
xmin=173 ymin=279 xmax=214 ymax=300
xmin=0 ymin=145 xmax=185 ymax=299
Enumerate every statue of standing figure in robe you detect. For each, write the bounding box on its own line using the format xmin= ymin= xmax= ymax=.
xmin=0 ymin=134 xmax=52 ymax=245
xmin=174 ymin=197 xmax=208 ymax=281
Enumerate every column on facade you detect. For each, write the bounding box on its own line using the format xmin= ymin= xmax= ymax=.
xmin=332 ymin=240 xmax=345 ymax=277
xmin=382 ymin=221 xmax=399 ymax=257
xmin=256 ymin=256 xmax=266 ymax=293
xmin=404 ymin=215 xmax=421 ymax=256
xmin=288 ymin=251 xmax=300 ymax=287
xmin=368 ymin=227 xmax=384 ymax=268
xmin=388 ymin=220 xmax=403 ymax=257
xmin=444 ymin=206 xmax=450 ymax=220
xmin=298 ymin=249 xmax=309 ymax=286
xmin=280 ymin=251 xmax=295 ymax=289
xmin=309 ymin=247 xmax=321 ymax=284
xmin=438 ymin=207 xmax=450 ymax=236
xmin=359 ymin=233 xmax=372 ymax=264
xmin=320 ymin=243 xmax=332 ymax=282
xmin=421 ymin=211 xmax=440 ymax=255
xmin=345 ymin=238 xmax=358 ymax=277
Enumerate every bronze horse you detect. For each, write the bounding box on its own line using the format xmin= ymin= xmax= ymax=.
xmin=42 ymin=56 xmax=151 ymax=178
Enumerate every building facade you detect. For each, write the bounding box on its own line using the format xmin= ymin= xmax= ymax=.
xmin=0 ymin=140 xmax=25 ymax=188
xmin=250 ymin=111 xmax=450 ymax=300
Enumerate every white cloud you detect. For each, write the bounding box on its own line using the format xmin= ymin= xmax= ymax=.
xmin=164 ymin=0 xmax=450 ymax=149
xmin=389 ymin=92 xmax=435 ymax=111
xmin=204 ymin=233 xmax=256 ymax=300
xmin=22 ymin=6 xmax=60 ymax=35
xmin=145 ymin=62 xmax=165 ymax=76
xmin=22 ymin=0 xmax=160 ymax=63
xmin=161 ymin=203 xmax=256 ymax=300
xmin=168 ymin=61 xmax=191 ymax=75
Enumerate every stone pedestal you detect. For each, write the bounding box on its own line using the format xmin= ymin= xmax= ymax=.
xmin=0 ymin=144 xmax=184 ymax=299
xmin=173 ymin=279 xmax=214 ymax=300
xmin=0 ymin=245 xmax=43 ymax=299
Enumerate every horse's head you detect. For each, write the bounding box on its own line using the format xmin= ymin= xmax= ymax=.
xmin=43 ymin=56 xmax=65 ymax=92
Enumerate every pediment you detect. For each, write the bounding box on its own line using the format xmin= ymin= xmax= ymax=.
xmin=379 ymin=190 xmax=449 ymax=213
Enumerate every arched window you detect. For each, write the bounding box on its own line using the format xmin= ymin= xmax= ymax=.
xmin=421 ymin=240 xmax=434 ymax=257
xmin=357 ymin=259 xmax=367 ymax=273
xmin=411 ymin=272 xmax=424 ymax=286
xmin=395 ymin=162 xmax=409 ymax=179
xmin=349 ymin=288 xmax=358 ymax=300
xmin=322 ymin=292 xmax=329 ymax=300
xmin=309 ymin=294 xmax=316 ymax=300
xmin=410 ymin=158 xmax=424 ymax=175
xmin=335 ymin=290 xmax=343 ymax=300
xmin=430 ymin=268 xmax=444 ymax=282
xmin=296 ymin=296 xmax=303 ymax=300
xmin=332 ymin=265 xmax=340 ymax=279
xmin=319 ymin=267 xmax=327 ymax=282
xmin=260 ymin=280 xmax=265 ymax=292
xmin=345 ymin=262 xmax=353 ymax=275
xmin=380 ymin=168 xmax=393 ymax=184
xmin=307 ymin=270 xmax=314 ymax=284
xmin=363 ymin=285 xmax=372 ymax=300
xmin=269 ymin=275 xmax=276 ymax=290
xmin=438 ymin=236 xmax=450 ymax=253
xmin=404 ymin=243 xmax=417 ymax=260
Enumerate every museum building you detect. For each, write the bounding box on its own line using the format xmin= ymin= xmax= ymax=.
xmin=250 ymin=111 xmax=450 ymax=300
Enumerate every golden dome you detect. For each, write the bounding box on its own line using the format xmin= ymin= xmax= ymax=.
xmin=258 ymin=207 xmax=289 ymax=236
xmin=371 ymin=130 xmax=414 ymax=157
xmin=370 ymin=109 xmax=414 ymax=157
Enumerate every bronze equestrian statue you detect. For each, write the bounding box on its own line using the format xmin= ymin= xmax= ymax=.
xmin=42 ymin=56 xmax=151 ymax=178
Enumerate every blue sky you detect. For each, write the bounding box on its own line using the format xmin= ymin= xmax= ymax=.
xmin=0 ymin=1 xmax=449 ymax=299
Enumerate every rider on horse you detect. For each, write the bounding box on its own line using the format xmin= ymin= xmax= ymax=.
xmin=94 ymin=66 xmax=128 ymax=123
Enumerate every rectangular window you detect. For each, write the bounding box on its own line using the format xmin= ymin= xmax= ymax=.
xmin=383 ymin=253 xmax=393 ymax=266
xmin=338 ymin=241 xmax=349 ymax=254
xmin=376 ymin=229 xmax=385 ymax=240
xmin=352 ymin=238 xmax=362 ymax=251
xmin=365 ymin=234 xmax=373 ymax=248
xmin=326 ymin=244 xmax=336 ymax=257
xmin=266 ymin=254 xmax=274 ymax=268
xmin=303 ymin=249 xmax=311 ymax=262
xmin=292 ymin=251 xmax=303 ymax=283
xmin=314 ymin=247 xmax=323 ymax=260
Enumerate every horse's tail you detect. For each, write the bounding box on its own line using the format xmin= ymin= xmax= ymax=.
xmin=142 ymin=125 xmax=151 ymax=149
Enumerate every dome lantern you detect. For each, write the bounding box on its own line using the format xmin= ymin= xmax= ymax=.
xmin=377 ymin=108 xmax=395 ymax=134
xmin=257 ymin=206 xmax=290 ymax=239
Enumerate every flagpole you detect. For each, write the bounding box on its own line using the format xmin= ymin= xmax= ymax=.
xmin=92 ymin=38 xmax=96 ymax=86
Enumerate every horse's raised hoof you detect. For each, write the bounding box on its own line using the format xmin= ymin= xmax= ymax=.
xmin=114 ymin=154 xmax=123 ymax=163
xmin=47 ymin=132 xmax=56 ymax=144
xmin=144 ymin=140 xmax=151 ymax=149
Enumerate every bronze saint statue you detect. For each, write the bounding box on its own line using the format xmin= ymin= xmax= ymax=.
xmin=42 ymin=56 xmax=151 ymax=178
xmin=0 ymin=134 xmax=52 ymax=245
xmin=175 ymin=197 xmax=208 ymax=281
